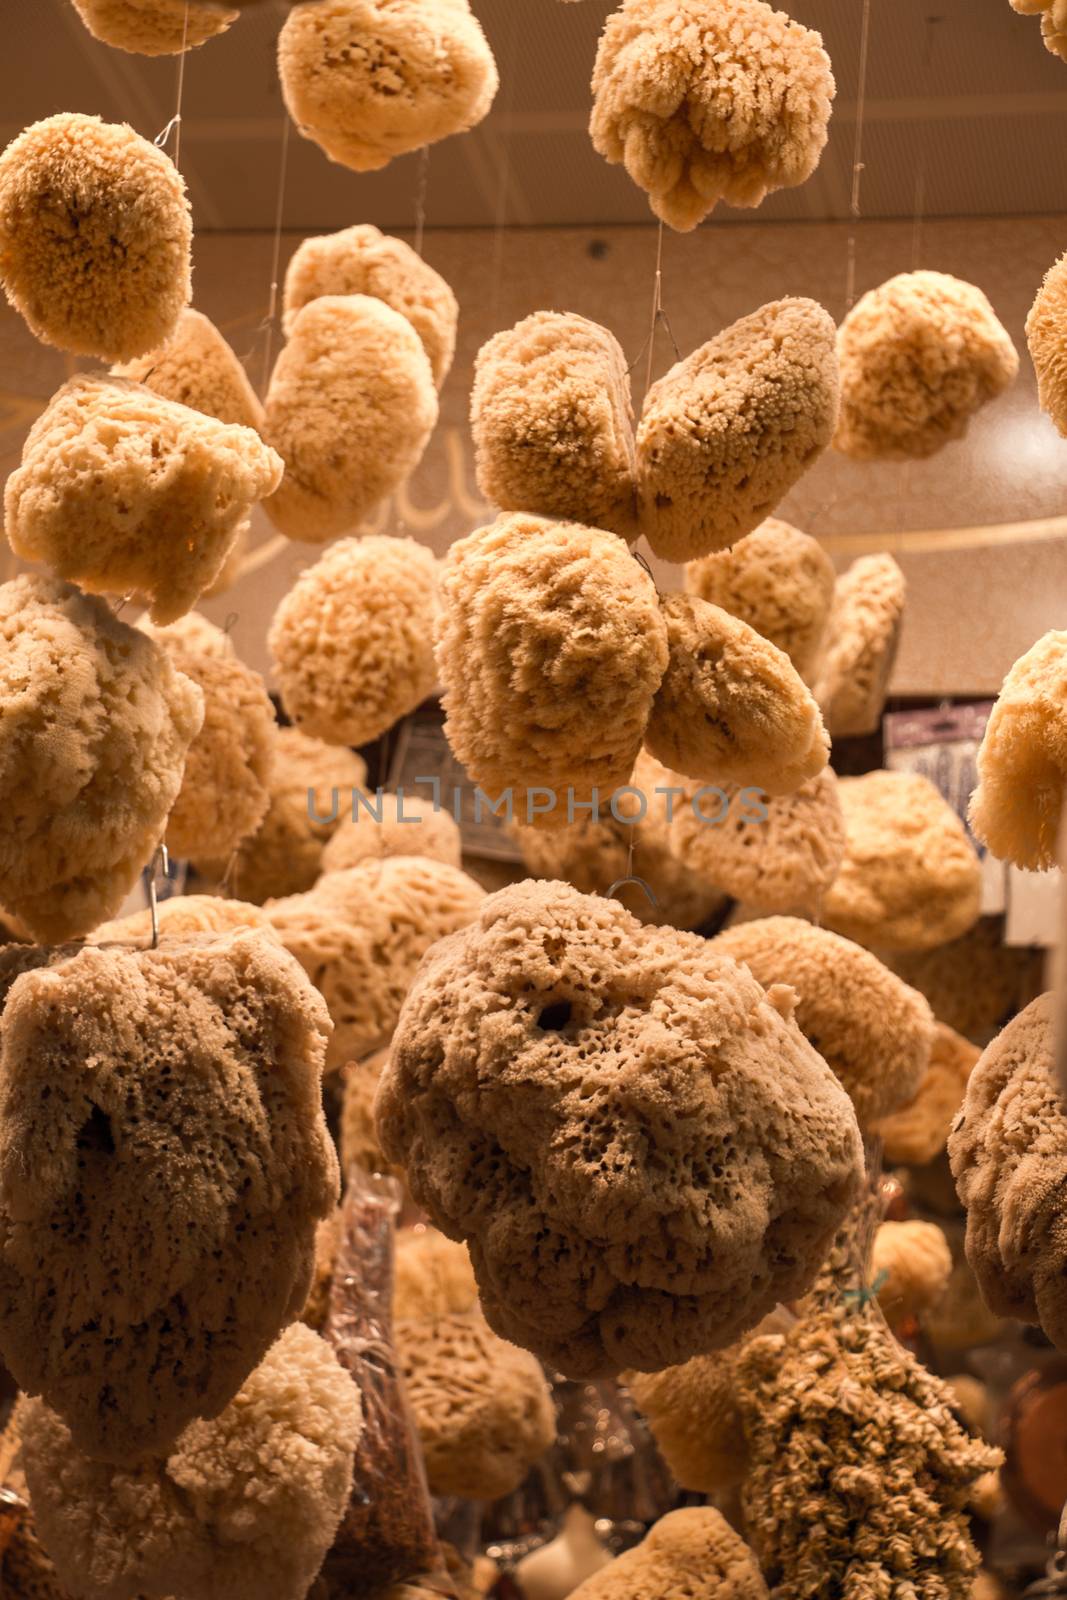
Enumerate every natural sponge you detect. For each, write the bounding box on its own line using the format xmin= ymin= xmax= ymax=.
xmin=114 ymin=307 xmax=264 ymax=429
xmin=569 ymin=1507 xmax=767 ymax=1600
xmin=646 ymin=593 xmax=829 ymax=793
xmin=471 ymin=311 xmax=637 ymax=537
xmin=376 ymin=879 xmax=864 ymax=1377
xmin=269 ymin=535 xmax=439 ymax=746
xmin=19 ymin=1322 xmax=360 ymax=1600
xmin=713 ymin=917 xmax=935 ymax=1127
xmin=685 ymin=516 xmax=836 ymax=684
xmin=969 ymin=630 xmax=1067 ymax=871
xmin=873 ymin=1022 xmax=980 ymax=1167
xmin=321 ymin=792 xmax=461 ymax=876
xmin=589 ymin=0 xmax=834 ymax=232
xmin=1027 ymin=251 xmax=1067 ymax=434
xmin=0 ymin=574 xmax=203 ymax=943
xmin=872 ymin=1218 xmax=953 ymax=1328
xmin=69 ymin=0 xmax=237 ymax=53
xmin=0 ymin=932 xmax=339 ymax=1463
xmin=282 ymin=224 xmax=457 ymax=386
xmin=813 ymin=552 xmax=906 ymax=737
xmin=5 ymin=375 xmax=283 ymax=625
xmin=436 ymin=514 xmax=668 ymax=830
xmin=1009 ymin=0 xmax=1067 ymax=61
xmin=636 ymin=298 xmax=839 ymax=562
xmin=0 ymin=113 xmax=191 ymax=360
xmin=823 ymin=770 xmax=982 ymax=952
xmin=91 ymin=893 xmax=273 ymax=945
xmin=885 ymin=916 xmax=1043 ymax=1044
xmin=340 ymin=1046 xmax=398 ymax=1179
xmin=262 ymin=294 xmax=438 ymax=542
xmin=834 ymin=271 xmax=1019 ymax=461
xmin=278 ymin=0 xmax=498 ymax=171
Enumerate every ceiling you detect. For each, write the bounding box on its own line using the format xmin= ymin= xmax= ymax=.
xmin=5 ymin=0 xmax=1067 ymax=233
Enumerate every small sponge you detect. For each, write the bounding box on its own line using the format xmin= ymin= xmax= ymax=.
xmin=278 ymin=0 xmax=498 ymax=172
xmin=5 ymin=375 xmax=283 ymax=625
xmin=471 ymin=311 xmax=637 ymax=537
xmin=321 ymin=792 xmax=461 ymax=876
xmin=590 ymin=0 xmax=835 ymax=232
xmin=568 ymin=1507 xmax=767 ymax=1600
xmin=114 ymin=307 xmax=264 ymax=429
xmin=813 ymin=553 xmax=906 ymax=738
xmin=1009 ymin=0 xmax=1067 ymax=61
xmin=69 ymin=0 xmax=237 ymax=53
xmin=872 ymin=1218 xmax=953 ymax=1328
xmin=1027 ymin=251 xmax=1067 ymax=434
xmin=0 ymin=113 xmax=191 ymax=361
xmin=263 ymin=294 xmax=438 ymax=543
xmin=91 ymin=893 xmax=273 ymax=946
xmin=339 ymin=1046 xmax=398 ymax=1179
xmin=873 ymin=1022 xmax=981 ymax=1167
xmin=636 ymin=298 xmax=839 ymax=562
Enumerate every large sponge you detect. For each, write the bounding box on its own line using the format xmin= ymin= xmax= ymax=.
xmin=569 ymin=1507 xmax=767 ymax=1600
xmin=813 ymin=553 xmax=906 ymax=738
xmin=278 ymin=0 xmax=498 ymax=172
xmin=114 ymin=307 xmax=264 ymax=429
xmin=5 ymin=375 xmax=283 ymax=625
xmin=69 ymin=0 xmax=236 ymax=55
xmin=321 ymin=791 xmax=461 ymax=876
xmin=636 ymin=299 xmax=839 ymax=562
xmin=873 ymin=1022 xmax=981 ymax=1167
xmin=589 ymin=0 xmax=834 ymax=232
xmin=262 ymin=294 xmax=438 ymax=543
xmin=0 ymin=113 xmax=191 ymax=361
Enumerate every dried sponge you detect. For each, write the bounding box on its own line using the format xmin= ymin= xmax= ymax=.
xmin=436 ymin=514 xmax=669 ymax=830
xmin=282 ymin=224 xmax=457 ymax=387
xmin=376 ymin=879 xmax=863 ymax=1377
xmin=1027 ymin=250 xmax=1067 ymax=435
xmin=471 ymin=311 xmax=637 ymax=537
xmin=394 ymin=1227 xmax=478 ymax=1321
xmin=885 ymin=916 xmax=1044 ymax=1044
xmin=0 ymin=932 xmax=339 ymax=1463
xmin=713 ymin=917 xmax=935 ymax=1127
xmin=263 ymin=295 xmax=438 ymax=543
xmin=113 ymin=307 xmax=263 ymax=429
xmin=1009 ymin=0 xmax=1067 ymax=60
xmin=69 ymin=0 xmax=237 ymax=53
xmin=0 ymin=574 xmax=203 ymax=943
xmin=636 ymin=298 xmax=839 ymax=562
xmin=872 ymin=1218 xmax=953 ymax=1328
xmin=340 ymin=1047 xmax=398 ymax=1180
xmin=823 ymin=770 xmax=982 ymax=953
xmin=685 ymin=517 xmax=836 ymax=684
xmin=834 ymin=272 xmax=1019 ymax=461
xmin=949 ymin=992 xmax=1067 ymax=1349
xmin=91 ymin=893 xmax=273 ymax=946
xmin=812 ymin=552 xmax=906 ymax=738
xmin=19 ymin=1323 xmax=360 ymax=1600
xmin=321 ymin=792 xmax=461 ymax=876
xmin=969 ymin=630 xmax=1067 ymax=871
xmin=873 ymin=1022 xmax=980 ymax=1167
xmin=646 ymin=593 xmax=829 ymax=794
xmin=278 ymin=0 xmax=498 ymax=171
xmin=569 ymin=1507 xmax=767 ymax=1600
xmin=0 ymin=113 xmax=191 ymax=361
xmin=269 ymin=535 xmax=439 ymax=746
xmin=589 ymin=0 xmax=834 ymax=232
xmin=5 ymin=375 xmax=283 ymax=625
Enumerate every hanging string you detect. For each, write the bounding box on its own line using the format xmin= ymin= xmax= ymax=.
xmin=844 ymin=0 xmax=873 ymax=313
xmin=259 ymin=114 xmax=292 ymax=394
xmin=155 ymin=4 xmax=190 ymax=162
xmin=643 ymin=220 xmax=665 ymax=402
xmin=911 ymin=17 xmax=942 ymax=270
xmin=413 ymin=146 xmax=430 ymax=258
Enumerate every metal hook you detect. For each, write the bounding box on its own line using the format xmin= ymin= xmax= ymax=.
xmin=147 ymin=843 xmax=170 ymax=949
xmin=604 ymin=876 xmax=659 ymax=911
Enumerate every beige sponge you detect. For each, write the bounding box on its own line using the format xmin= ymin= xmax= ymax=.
xmin=92 ymin=893 xmax=273 ymax=946
xmin=263 ymin=294 xmax=438 ymax=542
xmin=1027 ymin=250 xmax=1067 ymax=433
xmin=1009 ymin=0 xmax=1067 ymax=60
xmin=572 ymin=1508 xmax=767 ymax=1599
xmin=5 ymin=375 xmax=283 ymax=625
xmin=321 ymin=792 xmax=461 ymax=876
xmin=339 ymin=1046 xmax=398 ymax=1180
xmin=590 ymin=0 xmax=834 ymax=232
xmin=0 ymin=574 xmax=203 ymax=943
xmin=114 ymin=307 xmax=264 ymax=429
xmin=0 ymin=113 xmax=191 ymax=360
xmin=636 ymin=298 xmax=839 ymax=562
xmin=471 ymin=311 xmax=637 ymax=537
xmin=278 ymin=0 xmax=498 ymax=171
xmin=873 ymin=1022 xmax=981 ymax=1167
xmin=282 ymin=224 xmax=457 ymax=387
xmin=885 ymin=916 xmax=1044 ymax=1044
xmin=872 ymin=1218 xmax=953 ymax=1328
xmin=69 ymin=0 xmax=237 ymax=53
xmin=813 ymin=553 xmax=906 ymax=738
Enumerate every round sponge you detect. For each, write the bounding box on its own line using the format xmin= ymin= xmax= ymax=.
xmin=321 ymin=791 xmax=461 ymax=876
xmin=885 ymin=917 xmax=1044 ymax=1044
xmin=590 ymin=0 xmax=835 ymax=232
xmin=813 ymin=553 xmax=906 ymax=738
xmin=1009 ymin=0 xmax=1067 ymax=61
xmin=91 ymin=893 xmax=273 ymax=946
xmin=114 ymin=307 xmax=264 ymax=429
xmin=873 ymin=1022 xmax=981 ymax=1167
xmin=0 ymin=113 xmax=191 ymax=361
xmin=1027 ymin=251 xmax=1067 ymax=434
xmin=568 ymin=1507 xmax=767 ymax=1600
xmin=69 ymin=0 xmax=236 ymax=55
xmin=269 ymin=535 xmax=439 ymax=746
xmin=872 ymin=1219 xmax=953 ymax=1329
xmin=636 ymin=298 xmax=839 ymax=562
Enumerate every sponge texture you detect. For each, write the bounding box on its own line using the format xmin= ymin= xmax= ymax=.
xmin=321 ymin=792 xmax=461 ymax=875
xmin=1027 ymin=251 xmax=1067 ymax=433
xmin=114 ymin=307 xmax=264 ymax=429
xmin=813 ymin=553 xmax=906 ymax=738
xmin=69 ymin=0 xmax=237 ymax=53
xmin=1009 ymin=0 xmax=1067 ymax=61
xmin=873 ymin=1022 xmax=980 ymax=1167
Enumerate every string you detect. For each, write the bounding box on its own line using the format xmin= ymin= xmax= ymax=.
xmin=844 ymin=0 xmax=873 ymax=313
xmin=488 ymin=2 xmax=521 ymax=330
xmin=413 ymin=146 xmax=430 ymax=258
xmin=643 ymin=221 xmax=665 ymax=402
xmin=911 ymin=17 xmax=941 ymax=270
xmin=154 ymin=3 xmax=189 ymax=162
xmin=259 ymin=114 xmax=292 ymax=394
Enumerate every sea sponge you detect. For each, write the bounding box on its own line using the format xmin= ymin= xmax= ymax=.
xmin=1026 ymin=251 xmax=1067 ymax=433
xmin=69 ymin=0 xmax=237 ymax=53
xmin=949 ymin=992 xmax=1067 ymax=1350
xmin=885 ymin=917 xmax=1044 ymax=1044
xmin=969 ymin=630 xmax=1067 ymax=871
xmin=812 ymin=553 xmax=906 ymax=738
xmin=278 ymin=0 xmax=498 ymax=171
xmin=685 ymin=516 xmax=836 ymax=684
xmin=589 ymin=0 xmax=834 ymax=232
xmin=19 ymin=1323 xmax=360 ymax=1600
xmin=113 ymin=307 xmax=264 ymax=429
xmin=0 ymin=574 xmax=203 ymax=943
xmin=262 ymin=295 xmax=438 ymax=543
xmin=470 ymin=311 xmax=637 ymax=537
xmin=646 ymin=593 xmax=829 ymax=793
xmin=1009 ymin=0 xmax=1067 ymax=60
xmin=321 ymin=792 xmax=461 ymax=876
xmin=872 ymin=1219 xmax=953 ymax=1327
xmin=636 ymin=298 xmax=839 ymax=562
xmin=669 ymin=768 xmax=846 ymax=918
xmin=376 ymin=879 xmax=864 ymax=1377
xmin=0 ymin=113 xmax=191 ymax=361
xmin=282 ymin=224 xmax=457 ymax=387
xmin=713 ymin=917 xmax=935 ymax=1127
xmin=569 ymin=1507 xmax=767 ymax=1600
xmin=266 ymin=855 xmax=485 ymax=1071
xmin=823 ymin=771 xmax=982 ymax=953
xmin=436 ymin=514 xmax=669 ymax=830
xmin=91 ymin=893 xmax=273 ymax=946
xmin=339 ymin=1047 xmax=397 ymax=1179
xmin=873 ymin=1022 xmax=980 ymax=1166
xmin=834 ymin=272 xmax=1019 ymax=461
xmin=269 ymin=535 xmax=439 ymax=746
xmin=141 ymin=609 xmax=234 ymax=660
xmin=5 ymin=376 xmax=283 ymax=625
xmin=394 ymin=1227 xmax=478 ymax=1321
xmin=0 ymin=932 xmax=339 ymax=1463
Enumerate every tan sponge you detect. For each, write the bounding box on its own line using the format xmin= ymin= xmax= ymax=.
xmin=69 ymin=0 xmax=237 ymax=53
xmin=114 ymin=307 xmax=264 ymax=429
xmin=570 ymin=1507 xmax=767 ymax=1600
xmin=321 ymin=791 xmax=461 ymax=876
xmin=813 ymin=553 xmax=906 ymax=738
xmin=1009 ymin=0 xmax=1067 ymax=61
